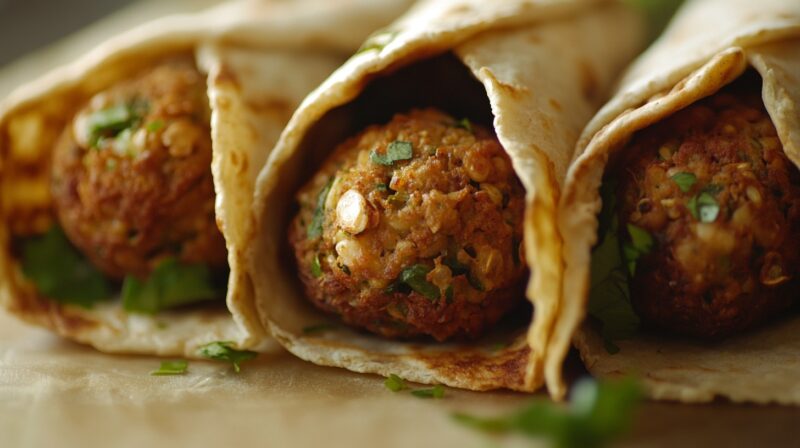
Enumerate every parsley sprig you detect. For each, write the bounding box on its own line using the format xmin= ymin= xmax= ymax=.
xmin=453 ymin=378 xmax=642 ymax=448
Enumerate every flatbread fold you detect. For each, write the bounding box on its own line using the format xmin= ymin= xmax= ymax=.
xmin=556 ymin=0 xmax=800 ymax=403
xmin=0 ymin=0 xmax=414 ymax=358
xmin=249 ymin=0 xmax=644 ymax=392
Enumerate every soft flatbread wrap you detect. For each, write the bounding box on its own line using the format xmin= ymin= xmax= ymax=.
xmin=0 ymin=0 xmax=413 ymax=358
xmin=249 ymin=0 xmax=644 ymax=392
xmin=556 ymin=0 xmax=800 ymax=403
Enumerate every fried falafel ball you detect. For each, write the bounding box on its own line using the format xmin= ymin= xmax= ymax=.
xmin=51 ymin=60 xmax=227 ymax=280
xmin=289 ymin=108 xmax=527 ymax=341
xmin=617 ymin=74 xmax=800 ymax=338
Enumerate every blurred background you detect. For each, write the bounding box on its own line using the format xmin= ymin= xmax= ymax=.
xmin=0 ymin=0 xmax=223 ymax=96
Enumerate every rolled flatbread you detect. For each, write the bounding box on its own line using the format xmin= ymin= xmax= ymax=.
xmin=557 ymin=0 xmax=800 ymax=403
xmin=249 ymin=0 xmax=644 ymax=392
xmin=0 ymin=0 xmax=413 ymax=358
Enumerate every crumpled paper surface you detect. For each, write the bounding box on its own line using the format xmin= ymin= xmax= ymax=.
xmin=0 ymin=309 xmax=542 ymax=448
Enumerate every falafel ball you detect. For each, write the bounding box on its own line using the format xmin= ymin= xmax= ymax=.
xmin=617 ymin=73 xmax=800 ymax=338
xmin=289 ymin=108 xmax=528 ymax=341
xmin=51 ymin=59 xmax=227 ymax=280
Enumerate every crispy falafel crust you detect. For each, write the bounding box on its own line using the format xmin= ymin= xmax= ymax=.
xmin=618 ymin=74 xmax=800 ymax=338
xmin=289 ymin=109 xmax=527 ymax=341
xmin=50 ymin=61 xmax=227 ymax=280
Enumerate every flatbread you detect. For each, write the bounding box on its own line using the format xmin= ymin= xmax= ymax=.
xmin=556 ymin=0 xmax=800 ymax=403
xmin=0 ymin=0 xmax=414 ymax=358
xmin=249 ymin=0 xmax=644 ymax=392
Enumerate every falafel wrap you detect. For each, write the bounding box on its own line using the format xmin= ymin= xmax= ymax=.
xmin=0 ymin=0 xmax=414 ymax=358
xmin=249 ymin=0 xmax=644 ymax=392
xmin=556 ymin=0 xmax=800 ymax=403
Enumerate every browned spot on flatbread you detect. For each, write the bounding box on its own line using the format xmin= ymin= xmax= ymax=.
xmin=579 ymin=59 xmax=599 ymax=103
xmin=415 ymin=345 xmax=531 ymax=391
xmin=213 ymin=64 xmax=241 ymax=89
xmin=548 ymin=98 xmax=562 ymax=112
xmin=481 ymin=68 xmax=529 ymax=100
xmin=245 ymin=97 xmax=294 ymax=117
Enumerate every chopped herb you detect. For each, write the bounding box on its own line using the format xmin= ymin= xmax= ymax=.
xmin=399 ymin=264 xmax=440 ymax=301
xmin=355 ymin=29 xmax=399 ymax=55
xmin=688 ymin=187 xmax=721 ymax=223
xmin=670 ymin=172 xmax=696 ymax=193
xmin=310 ymin=254 xmax=323 ymax=278
xmin=151 ymin=360 xmax=188 ymax=376
xmin=20 ymin=226 xmax=111 ymax=308
xmin=456 ymin=118 xmax=473 ymax=132
xmin=370 ymin=141 xmax=413 ymax=166
xmin=146 ymin=119 xmax=165 ymax=133
xmin=307 ymin=177 xmax=334 ymax=239
xmin=384 ymin=374 xmax=406 ymax=392
xmin=302 ymin=323 xmax=336 ymax=335
xmin=412 ymin=385 xmax=445 ymax=399
xmin=87 ymin=100 xmax=147 ymax=148
xmin=122 ymin=258 xmax=221 ymax=314
xmin=588 ymin=181 xmax=641 ymax=352
xmin=198 ymin=341 xmax=257 ymax=373
xmin=375 ymin=183 xmax=389 ymax=192
xmin=623 ymin=224 xmax=653 ymax=276
xmin=453 ymin=378 xmax=641 ymax=448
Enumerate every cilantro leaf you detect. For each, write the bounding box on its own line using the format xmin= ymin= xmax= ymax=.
xmin=198 ymin=341 xmax=257 ymax=373
xmin=588 ymin=182 xmax=641 ymax=352
xmin=151 ymin=360 xmax=188 ymax=376
xmin=456 ymin=118 xmax=473 ymax=133
xmin=370 ymin=141 xmax=413 ymax=166
xmin=411 ymin=385 xmax=445 ymax=399
xmin=307 ymin=177 xmax=334 ymax=239
xmin=399 ymin=264 xmax=440 ymax=301
xmin=146 ymin=119 xmax=165 ymax=133
xmin=310 ymin=253 xmax=323 ymax=278
xmin=20 ymin=226 xmax=112 ymax=308
xmin=453 ymin=378 xmax=642 ymax=448
xmin=688 ymin=189 xmax=720 ymax=223
xmin=670 ymin=172 xmax=696 ymax=193
xmin=122 ymin=258 xmax=222 ymax=314
xmin=87 ymin=100 xmax=147 ymax=148
xmin=385 ymin=374 xmax=406 ymax=392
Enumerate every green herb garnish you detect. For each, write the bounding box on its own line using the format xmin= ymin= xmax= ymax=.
xmin=310 ymin=254 xmax=323 ymax=278
xmin=385 ymin=374 xmax=406 ymax=392
xmin=622 ymin=224 xmax=653 ymax=277
xmin=453 ymin=378 xmax=641 ymax=448
xmin=87 ymin=101 xmax=147 ymax=148
xmin=122 ymin=258 xmax=221 ymax=314
xmin=688 ymin=189 xmax=720 ymax=223
xmin=307 ymin=177 xmax=334 ymax=239
xmin=20 ymin=226 xmax=112 ymax=308
xmin=412 ymin=385 xmax=445 ymax=399
xmin=302 ymin=323 xmax=336 ymax=335
xmin=370 ymin=141 xmax=413 ymax=166
xmin=456 ymin=118 xmax=473 ymax=133
xmin=399 ymin=264 xmax=440 ymax=301
xmin=198 ymin=341 xmax=257 ymax=373
xmin=588 ymin=182 xmax=641 ymax=353
xmin=376 ymin=183 xmax=389 ymax=192
xmin=151 ymin=360 xmax=188 ymax=376
xmin=670 ymin=172 xmax=696 ymax=193
xmin=146 ymin=119 xmax=165 ymax=133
